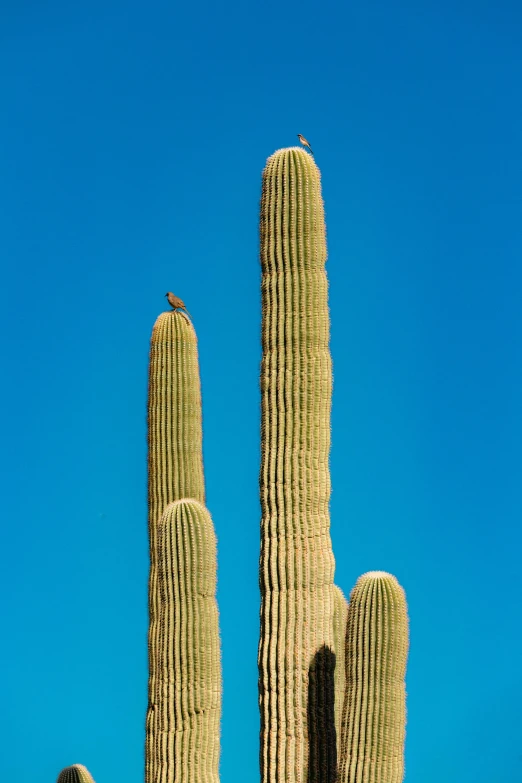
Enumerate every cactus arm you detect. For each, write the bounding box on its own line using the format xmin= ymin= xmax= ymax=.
xmin=339 ymin=571 xmax=409 ymax=783
xmin=146 ymin=499 xmax=221 ymax=783
xmin=333 ymin=585 xmax=349 ymax=743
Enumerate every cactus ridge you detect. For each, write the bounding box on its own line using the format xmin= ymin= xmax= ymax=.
xmin=339 ymin=571 xmax=409 ymax=783
xmin=146 ymin=499 xmax=221 ymax=783
xmin=56 ymin=764 xmax=95 ymax=783
xmin=258 ymin=146 xmax=336 ymax=783
xmin=333 ymin=585 xmax=349 ymax=742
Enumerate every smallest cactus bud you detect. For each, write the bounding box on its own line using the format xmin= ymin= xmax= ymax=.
xmin=56 ymin=764 xmax=96 ymax=783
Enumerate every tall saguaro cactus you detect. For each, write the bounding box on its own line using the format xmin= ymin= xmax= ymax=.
xmin=258 ymin=147 xmax=336 ymax=783
xmin=145 ymin=310 xmax=221 ymax=783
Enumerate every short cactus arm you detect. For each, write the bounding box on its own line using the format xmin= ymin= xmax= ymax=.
xmin=146 ymin=499 xmax=221 ymax=783
xmin=339 ymin=571 xmax=409 ymax=783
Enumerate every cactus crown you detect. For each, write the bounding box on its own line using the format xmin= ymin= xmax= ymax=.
xmin=56 ymin=764 xmax=95 ymax=783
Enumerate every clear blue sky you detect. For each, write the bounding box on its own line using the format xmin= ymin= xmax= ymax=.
xmin=1 ymin=1 xmax=521 ymax=781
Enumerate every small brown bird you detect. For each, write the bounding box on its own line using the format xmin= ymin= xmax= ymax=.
xmin=297 ymin=134 xmax=313 ymax=155
xmin=165 ymin=292 xmax=192 ymax=318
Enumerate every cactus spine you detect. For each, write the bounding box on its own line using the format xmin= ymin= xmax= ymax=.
xmin=56 ymin=765 xmax=95 ymax=783
xmin=146 ymin=311 xmax=221 ymax=783
xmin=258 ymin=147 xmax=336 ymax=783
xmin=339 ymin=572 xmax=409 ymax=783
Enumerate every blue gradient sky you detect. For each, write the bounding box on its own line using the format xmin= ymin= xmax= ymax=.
xmin=1 ymin=1 xmax=521 ymax=781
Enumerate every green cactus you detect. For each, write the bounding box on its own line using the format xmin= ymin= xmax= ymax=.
xmin=258 ymin=146 xmax=336 ymax=783
xmin=145 ymin=498 xmax=221 ymax=783
xmin=145 ymin=310 xmax=221 ymax=783
xmin=258 ymin=147 xmax=409 ymax=783
xmin=56 ymin=764 xmax=95 ymax=783
xmin=54 ymin=147 xmax=410 ymax=783
xmin=339 ymin=571 xmax=409 ymax=783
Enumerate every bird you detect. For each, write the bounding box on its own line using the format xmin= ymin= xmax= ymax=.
xmin=297 ymin=134 xmax=313 ymax=155
xmin=165 ymin=292 xmax=192 ymax=319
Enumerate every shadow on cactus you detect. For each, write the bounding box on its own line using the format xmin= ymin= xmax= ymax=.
xmin=307 ymin=645 xmax=337 ymax=783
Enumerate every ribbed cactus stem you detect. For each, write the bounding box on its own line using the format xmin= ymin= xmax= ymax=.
xmin=339 ymin=571 xmax=409 ymax=783
xmin=146 ymin=310 xmax=210 ymax=782
xmin=56 ymin=764 xmax=95 ymax=783
xmin=146 ymin=499 xmax=221 ymax=783
xmin=333 ymin=585 xmax=349 ymax=742
xmin=148 ymin=310 xmax=205 ymax=526
xmin=258 ymin=147 xmax=336 ymax=783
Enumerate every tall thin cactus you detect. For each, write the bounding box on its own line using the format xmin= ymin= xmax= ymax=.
xmin=258 ymin=147 xmax=409 ymax=783
xmin=145 ymin=310 xmax=221 ymax=783
xmin=258 ymin=146 xmax=336 ymax=783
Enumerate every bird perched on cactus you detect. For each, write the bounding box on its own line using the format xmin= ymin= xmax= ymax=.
xmin=297 ymin=133 xmax=313 ymax=154
xmin=165 ymin=292 xmax=192 ymax=319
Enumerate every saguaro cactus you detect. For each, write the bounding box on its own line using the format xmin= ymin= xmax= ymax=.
xmin=56 ymin=765 xmax=95 ymax=783
xmin=339 ymin=572 xmax=409 ymax=783
xmin=51 ymin=147 xmax=411 ymax=783
xmin=146 ymin=310 xmax=221 ymax=783
xmin=258 ymin=147 xmax=336 ymax=783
